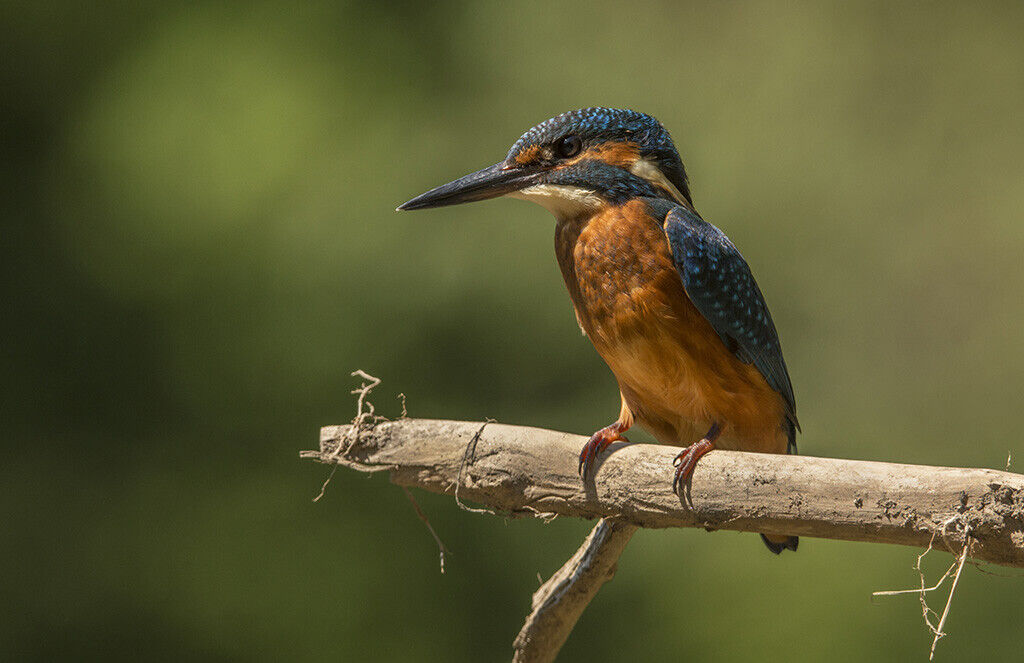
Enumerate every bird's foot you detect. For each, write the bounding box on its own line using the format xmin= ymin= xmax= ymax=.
xmin=579 ymin=422 xmax=629 ymax=478
xmin=672 ymin=423 xmax=722 ymax=495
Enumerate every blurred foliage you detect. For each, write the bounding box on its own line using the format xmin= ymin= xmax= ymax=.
xmin=4 ymin=1 xmax=1024 ymax=661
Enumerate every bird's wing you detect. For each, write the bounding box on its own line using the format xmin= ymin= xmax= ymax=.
xmin=663 ymin=205 xmax=798 ymax=430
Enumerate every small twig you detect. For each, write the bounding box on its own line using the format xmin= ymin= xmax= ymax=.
xmin=328 ymin=369 xmax=382 ymax=462
xmin=315 ymin=378 xmax=450 ymax=573
xmin=872 ymin=534 xmax=956 ymax=599
xmin=351 ymin=369 xmax=380 ymax=412
xmin=312 ymin=466 xmax=340 ymax=503
xmin=314 ymin=370 xmax=382 ymax=502
xmin=929 ymin=532 xmax=972 ymax=660
xmin=873 ymin=519 xmax=974 ymax=660
xmin=331 ymin=369 xmax=381 ymax=458
xmin=401 ymin=486 xmax=449 ymax=574
xmin=398 ymin=393 xmax=408 ymax=419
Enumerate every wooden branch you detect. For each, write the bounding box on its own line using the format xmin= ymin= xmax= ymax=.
xmin=512 ymin=518 xmax=637 ymax=663
xmin=305 ymin=417 xmax=1024 ymax=660
xmin=302 ymin=418 xmax=1024 ymax=568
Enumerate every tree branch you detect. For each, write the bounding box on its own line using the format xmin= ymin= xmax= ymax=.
xmin=512 ymin=518 xmax=637 ymax=663
xmin=303 ymin=418 xmax=1024 ymax=567
xmin=302 ymin=418 xmax=1024 ymax=660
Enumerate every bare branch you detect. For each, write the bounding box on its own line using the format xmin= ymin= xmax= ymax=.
xmin=302 ymin=418 xmax=1024 ymax=569
xmin=512 ymin=518 xmax=637 ymax=663
xmin=303 ymin=417 xmax=1024 ymax=661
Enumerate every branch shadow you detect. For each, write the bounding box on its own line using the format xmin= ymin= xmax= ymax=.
xmin=580 ymin=440 xmax=633 ymax=503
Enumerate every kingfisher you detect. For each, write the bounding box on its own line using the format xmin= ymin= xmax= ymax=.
xmin=398 ymin=108 xmax=799 ymax=554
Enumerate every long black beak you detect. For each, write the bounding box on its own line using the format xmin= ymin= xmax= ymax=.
xmin=396 ymin=162 xmax=539 ymax=211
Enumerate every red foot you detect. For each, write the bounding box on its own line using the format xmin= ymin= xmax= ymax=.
xmin=672 ymin=422 xmax=722 ymax=495
xmin=579 ymin=422 xmax=629 ymax=478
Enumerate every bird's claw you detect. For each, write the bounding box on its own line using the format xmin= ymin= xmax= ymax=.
xmin=578 ymin=423 xmax=628 ymax=478
xmin=672 ymin=439 xmax=715 ymax=496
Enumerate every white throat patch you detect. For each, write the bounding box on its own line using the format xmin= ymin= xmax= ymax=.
xmin=629 ymin=158 xmax=688 ymax=205
xmin=508 ymin=183 xmax=604 ymax=219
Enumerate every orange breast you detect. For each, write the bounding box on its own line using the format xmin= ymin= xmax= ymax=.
xmin=555 ymin=200 xmax=789 ymax=453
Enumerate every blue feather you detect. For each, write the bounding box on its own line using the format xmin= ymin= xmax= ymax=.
xmin=663 ymin=205 xmax=799 ymax=433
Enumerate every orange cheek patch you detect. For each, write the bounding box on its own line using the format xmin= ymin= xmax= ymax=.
xmin=519 ymin=140 xmax=642 ymax=170
xmin=588 ymin=141 xmax=641 ymax=167
xmin=556 ymin=141 xmax=642 ymax=170
xmin=513 ymin=145 xmax=542 ymax=165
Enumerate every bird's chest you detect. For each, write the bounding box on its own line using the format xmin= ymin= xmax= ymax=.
xmin=555 ymin=201 xmax=693 ymax=347
xmin=553 ymin=202 xmax=743 ymax=435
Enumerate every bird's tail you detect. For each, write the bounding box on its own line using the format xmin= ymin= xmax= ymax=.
xmin=760 ymin=533 xmax=799 ymax=554
xmin=761 ymin=419 xmax=799 ymax=554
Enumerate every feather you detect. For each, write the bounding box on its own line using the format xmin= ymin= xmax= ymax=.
xmin=662 ymin=205 xmax=799 ymax=431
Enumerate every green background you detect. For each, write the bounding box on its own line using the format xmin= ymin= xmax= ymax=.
xmin=5 ymin=1 xmax=1023 ymax=660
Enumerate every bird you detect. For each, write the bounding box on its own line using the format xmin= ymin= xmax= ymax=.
xmin=398 ymin=108 xmax=799 ymax=554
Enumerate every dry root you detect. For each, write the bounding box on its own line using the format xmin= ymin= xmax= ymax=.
xmin=873 ymin=516 xmax=974 ymax=660
xmin=313 ymin=371 xmax=449 ymax=573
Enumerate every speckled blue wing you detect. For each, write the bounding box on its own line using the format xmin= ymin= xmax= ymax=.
xmin=663 ymin=206 xmax=799 ymax=433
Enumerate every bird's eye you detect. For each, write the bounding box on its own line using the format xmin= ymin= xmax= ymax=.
xmin=555 ymin=135 xmax=582 ymax=159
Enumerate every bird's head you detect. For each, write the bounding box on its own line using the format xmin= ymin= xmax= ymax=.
xmin=397 ymin=108 xmax=692 ymax=219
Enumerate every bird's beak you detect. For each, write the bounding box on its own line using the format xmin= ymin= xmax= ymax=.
xmin=396 ymin=161 xmax=539 ymax=211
